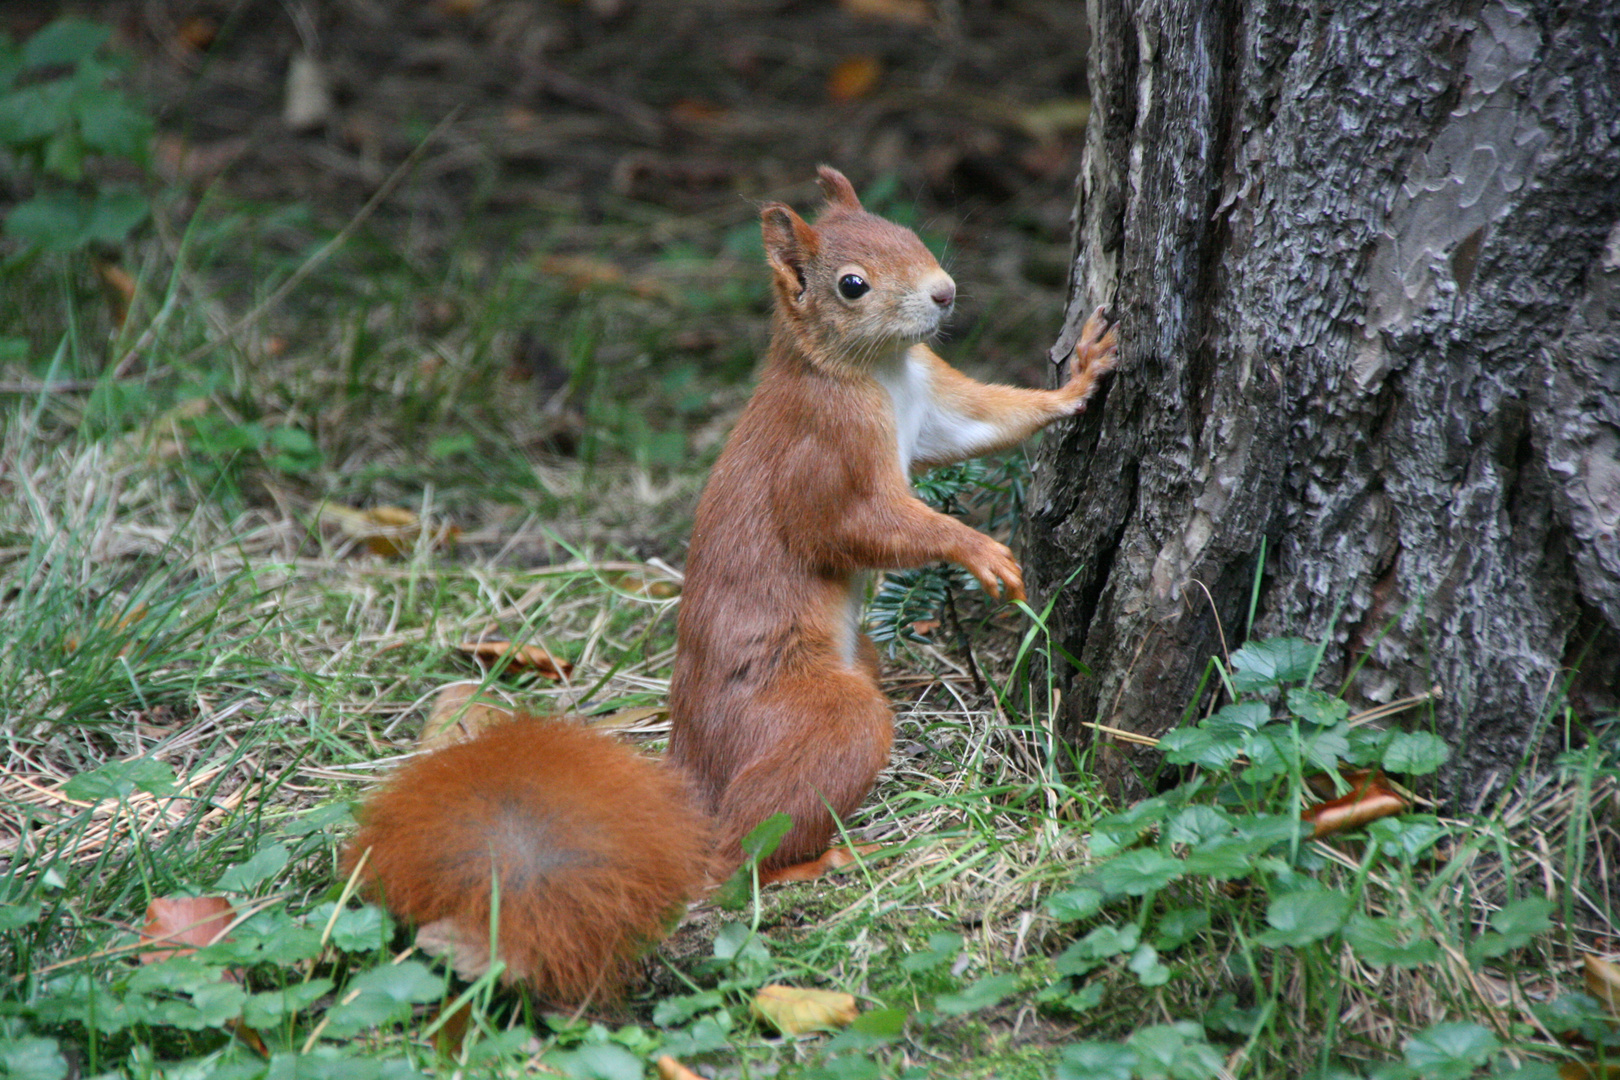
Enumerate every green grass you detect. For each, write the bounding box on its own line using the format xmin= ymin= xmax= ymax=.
xmin=3 ymin=121 xmax=1619 ymax=1080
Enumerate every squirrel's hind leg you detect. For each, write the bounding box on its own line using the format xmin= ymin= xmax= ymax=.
xmin=712 ymin=670 xmax=893 ymax=877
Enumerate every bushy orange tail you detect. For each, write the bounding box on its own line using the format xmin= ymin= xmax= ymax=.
xmin=345 ymin=716 xmax=713 ymax=1004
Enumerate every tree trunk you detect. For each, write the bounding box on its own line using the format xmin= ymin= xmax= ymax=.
xmin=1026 ymin=0 xmax=1620 ymax=798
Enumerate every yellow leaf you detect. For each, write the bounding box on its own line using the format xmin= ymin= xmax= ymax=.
xmin=1584 ymin=955 xmax=1620 ymax=1019
xmin=750 ymin=984 xmax=858 ymax=1035
xmin=419 ymin=683 xmax=514 ymax=751
xmin=456 ymin=640 xmax=575 ymax=680
xmin=827 ymin=56 xmax=882 ymax=105
xmin=838 ymin=0 xmax=933 ymax=27
xmin=655 ymin=1056 xmax=704 ymax=1080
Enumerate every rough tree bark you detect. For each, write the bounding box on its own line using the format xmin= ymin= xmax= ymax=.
xmin=1025 ymin=0 xmax=1620 ymax=798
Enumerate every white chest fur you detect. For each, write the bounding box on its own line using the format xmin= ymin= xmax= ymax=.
xmin=873 ymin=348 xmax=931 ymax=473
xmin=874 ymin=346 xmax=1001 ymax=473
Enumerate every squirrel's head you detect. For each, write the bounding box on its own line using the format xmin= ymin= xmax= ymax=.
xmin=760 ymin=166 xmax=956 ymax=364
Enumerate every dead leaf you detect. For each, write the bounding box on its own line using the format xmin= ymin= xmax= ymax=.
xmin=669 ymin=98 xmax=729 ymax=126
xmin=457 ymin=640 xmax=575 ymax=681
xmin=93 ymin=256 xmax=136 ymax=327
xmin=64 ymin=603 xmax=149 ymax=655
xmin=1584 ymin=955 xmax=1620 ymax=1018
xmin=587 ymin=705 xmax=668 ymax=733
xmin=656 ymin=1056 xmax=705 ymax=1080
xmin=419 ymin=683 xmax=514 ymax=750
xmin=283 ymin=53 xmax=332 ymax=131
xmin=536 ymin=254 xmax=668 ymax=300
xmin=610 ymin=571 xmax=681 ymax=599
xmin=176 ymin=16 xmax=218 ymax=51
xmin=1014 ymin=99 xmax=1092 ymax=141
xmin=750 ymin=984 xmax=858 ymax=1035
xmin=1303 ymin=772 xmax=1409 ymax=838
xmin=139 ymin=896 xmax=237 ymax=965
xmin=838 ymin=0 xmax=933 ymax=27
xmin=1560 ymin=1066 xmax=1620 ymax=1080
xmin=430 ymin=998 xmax=474 ymax=1056
xmin=318 ymin=503 xmax=459 ymax=559
xmin=827 ymin=56 xmax=882 ymax=105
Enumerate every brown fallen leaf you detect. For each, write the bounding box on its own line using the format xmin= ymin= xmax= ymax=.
xmin=838 ymin=0 xmax=933 ymax=26
xmin=750 ymin=984 xmax=858 ymax=1035
xmin=827 ymin=55 xmax=882 ymax=104
xmin=139 ymin=896 xmax=237 ymax=965
xmin=456 ymin=640 xmax=574 ymax=681
xmin=536 ymin=254 xmax=668 ymax=300
xmin=318 ymin=503 xmax=459 ymax=559
xmin=1560 ymin=1066 xmax=1620 ymax=1080
xmin=419 ymin=683 xmax=515 ymax=750
xmin=1303 ymin=771 xmax=1409 ymax=838
xmin=1584 ymin=954 xmax=1620 ymax=1019
xmin=656 ymin=1056 xmax=705 ymax=1080
xmin=176 ymin=15 xmax=218 ymax=51
xmin=93 ymin=256 xmax=136 ymax=328
xmin=64 ymin=603 xmax=149 ymax=655
xmin=586 ymin=705 xmax=669 ymax=733
xmin=610 ymin=571 xmax=681 ymax=599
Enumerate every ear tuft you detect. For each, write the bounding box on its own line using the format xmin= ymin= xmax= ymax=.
xmin=815 ymin=166 xmax=862 ymax=212
xmin=761 ymin=202 xmax=816 ymax=298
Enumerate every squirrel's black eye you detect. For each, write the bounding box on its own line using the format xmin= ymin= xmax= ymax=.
xmin=837 ymin=274 xmax=870 ymax=300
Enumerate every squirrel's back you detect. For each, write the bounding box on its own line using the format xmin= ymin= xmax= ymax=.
xmin=346 ymin=717 xmax=712 ymax=1002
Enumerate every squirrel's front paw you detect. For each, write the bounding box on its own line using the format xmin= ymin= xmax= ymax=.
xmin=964 ymin=538 xmax=1026 ymax=603
xmin=1064 ymin=306 xmax=1118 ymax=411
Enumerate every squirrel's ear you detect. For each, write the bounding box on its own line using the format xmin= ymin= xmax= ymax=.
xmin=761 ymin=202 xmax=817 ymax=302
xmin=816 ymin=166 xmax=862 ymax=211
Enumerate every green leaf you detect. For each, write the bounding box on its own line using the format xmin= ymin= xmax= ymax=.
xmin=652 ymin=990 xmax=725 ymax=1027
xmin=1127 ymin=1021 xmax=1224 ymax=1080
xmin=1381 ymin=730 xmax=1450 ymax=775
xmin=1166 ymin=805 xmax=1234 ymax=846
xmin=242 ymin=980 xmax=334 ymax=1027
xmin=22 ymin=19 xmax=111 ymax=68
xmin=1056 ymin=1042 xmax=1137 ymax=1080
xmin=1046 ymin=886 xmax=1104 ymax=922
xmin=1092 ymin=849 xmax=1183 ymax=896
xmin=214 ymin=843 xmax=289 ymax=892
xmin=933 ymin=972 xmax=1019 ymax=1016
xmin=82 ymin=185 xmax=149 ymax=244
xmin=1204 ymin=992 xmax=1264 ymax=1036
xmin=1287 ymin=688 xmax=1350 ymax=726
xmin=1158 ymin=726 xmax=1244 ymax=769
xmin=544 ymin=1044 xmax=645 ymax=1080
xmin=1344 ymin=914 xmax=1441 ymax=967
xmin=900 ymin=931 xmax=962 ymax=972
xmin=1366 ymin=815 xmax=1448 ymax=859
xmin=1490 ymin=896 xmax=1555 ymax=946
xmin=1255 ymin=886 xmax=1351 ymax=947
xmin=0 ymin=901 xmax=43 ymax=930
xmin=1402 ymin=1022 xmax=1499 ymax=1080
xmin=1152 ymin=908 xmax=1210 ymax=951
xmin=73 ymin=90 xmax=153 ymax=159
xmin=740 ymin=812 xmax=792 ymax=861
xmin=61 ymin=757 xmax=176 ymax=800
xmin=1229 ymin=637 xmax=1316 ymax=690
xmin=1127 ymin=944 xmax=1171 ymax=987
xmin=1204 ymin=700 xmax=1271 ymax=733
xmin=0 ymin=1035 xmax=69 ymax=1080
xmin=712 ymin=920 xmax=770 ymax=963
xmin=322 ymin=903 xmax=393 ymax=952
xmin=1055 ymin=923 xmax=1140 ymax=976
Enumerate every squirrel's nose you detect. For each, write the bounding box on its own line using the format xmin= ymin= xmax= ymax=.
xmin=931 ymin=281 xmax=956 ymax=308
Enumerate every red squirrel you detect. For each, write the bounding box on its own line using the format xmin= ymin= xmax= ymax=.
xmin=345 ymin=167 xmax=1118 ymax=1004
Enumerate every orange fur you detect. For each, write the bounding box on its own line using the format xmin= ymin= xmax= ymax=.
xmin=345 ymin=718 xmax=712 ymax=1003
xmin=344 ymin=168 xmax=1118 ymax=1003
